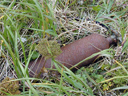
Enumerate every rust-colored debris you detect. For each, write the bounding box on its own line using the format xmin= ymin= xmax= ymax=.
xmin=28 ymin=33 xmax=116 ymax=77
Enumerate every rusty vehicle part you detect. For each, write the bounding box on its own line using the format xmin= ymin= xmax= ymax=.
xmin=28 ymin=33 xmax=116 ymax=77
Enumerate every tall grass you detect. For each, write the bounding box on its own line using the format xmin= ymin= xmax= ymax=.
xmin=0 ymin=0 xmax=57 ymax=95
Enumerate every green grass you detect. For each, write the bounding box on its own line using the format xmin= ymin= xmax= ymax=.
xmin=0 ymin=0 xmax=128 ymax=95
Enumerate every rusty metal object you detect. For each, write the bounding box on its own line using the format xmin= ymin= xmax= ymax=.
xmin=28 ymin=33 xmax=116 ymax=77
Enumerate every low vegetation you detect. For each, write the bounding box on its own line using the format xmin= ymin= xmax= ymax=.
xmin=0 ymin=0 xmax=128 ymax=95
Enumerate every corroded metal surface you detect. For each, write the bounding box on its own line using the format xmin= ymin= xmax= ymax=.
xmin=29 ymin=33 xmax=116 ymax=77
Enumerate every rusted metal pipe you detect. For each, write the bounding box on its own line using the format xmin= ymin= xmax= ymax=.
xmin=28 ymin=33 xmax=116 ymax=77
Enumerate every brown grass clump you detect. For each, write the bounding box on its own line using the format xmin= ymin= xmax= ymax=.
xmin=0 ymin=77 xmax=20 ymax=96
